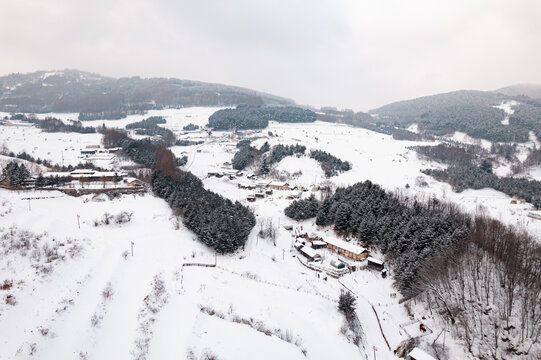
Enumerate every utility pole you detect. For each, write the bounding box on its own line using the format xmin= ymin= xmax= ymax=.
xmin=28 ymin=199 xmax=31 ymax=211
xmin=131 ymin=241 xmax=134 ymax=256
xmin=373 ymin=346 xmax=376 ymax=360
xmin=282 ymin=249 xmax=285 ymax=261
xmin=214 ymin=251 xmax=217 ymax=266
xmin=77 ymin=214 xmax=80 ymax=229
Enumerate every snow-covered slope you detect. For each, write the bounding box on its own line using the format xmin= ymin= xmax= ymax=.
xmin=2 ymin=107 xmax=540 ymax=360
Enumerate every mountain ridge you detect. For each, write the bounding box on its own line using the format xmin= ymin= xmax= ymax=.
xmin=0 ymin=69 xmax=294 ymax=114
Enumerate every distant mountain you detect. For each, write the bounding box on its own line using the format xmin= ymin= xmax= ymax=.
xmin=0 ymin=69 xmax=293 ymax=115
xmin=369 ymin=89 xmax=541 ymax=143
xmin=370 ymin=89 xmax=504 ymax=118
xmin=494 ymin=83 xmax=541 ymax=100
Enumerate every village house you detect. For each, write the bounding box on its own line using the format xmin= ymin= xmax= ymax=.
xmin=268 ymin=182 xmax=289 ymax=190
xmin=325 ymin=238 xmax=369 ymax=261
xmin=298 ymin=245 xmax=321 ymax=262
xmin=238 ymin=182 xmax=256 ymax=190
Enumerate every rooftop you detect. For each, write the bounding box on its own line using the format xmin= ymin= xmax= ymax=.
xmin=299 ymin=245 xmax=320 ymax=259
xmin=324 ymin=237 xmax=367 ymax=255
xmin=367 ymin=256 xmax=384 ymax=265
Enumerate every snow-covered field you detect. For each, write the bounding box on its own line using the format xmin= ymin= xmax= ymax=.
xmin=2 ymin=107 xmax=541 ymax=359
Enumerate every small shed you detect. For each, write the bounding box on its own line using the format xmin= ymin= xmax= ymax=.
xmin=408 ymin=347 xmax=436 ymax=360
xmin=283 ymin=225 xmax=294 ymax=231
xmin=255 ymin=192 xmax=265 ymax=198
xmin=367 ymin=256 xmax=385 ymax=270
xmin=247 ymin=195 xmax=256 ymax=202
xmin=299 ymin=245 xmax=321 ymax=262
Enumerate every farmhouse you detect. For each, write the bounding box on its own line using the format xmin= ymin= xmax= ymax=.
xmin=268 ymin=182 xmax=289 ymax=190
xmin=325 ymin=238 xmax=368 ymax=261
xmin=298 ymin=245 xmax=321 ymax=262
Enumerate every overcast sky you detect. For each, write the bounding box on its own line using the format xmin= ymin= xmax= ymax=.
xmin=1 ymin=0 xmax=540 ymax=111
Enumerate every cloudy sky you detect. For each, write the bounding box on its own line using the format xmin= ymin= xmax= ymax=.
xmin=1 ymin=0 xmax=540 ymax=111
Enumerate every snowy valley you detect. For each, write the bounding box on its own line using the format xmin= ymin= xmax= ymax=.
xmin=1 ymin=106 xmax=541 ymax=360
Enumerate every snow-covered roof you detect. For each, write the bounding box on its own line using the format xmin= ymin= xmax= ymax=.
xmin=324 ymin=238 xmax=367 ymax=255
xmin=299 ymin=246 xmax=320 ymax=259
xmin=124 ymin=177 xmax=139 ymax=183
xmin=367 ymin=256 xmax=384 ymax=265
xmin=70 ymin=169 xmax=95 ymax=174
xmin=311 ymin=240 xmax=327 ymax=246
xmin=269 ymin=182 xmax=288 ymax=187
xmin=408 ymin=347 xmax=436 ymax=360
xmin=43 ymin=170 xmax=127 ymax=179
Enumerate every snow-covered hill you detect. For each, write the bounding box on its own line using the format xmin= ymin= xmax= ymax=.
xmin=2 ymin=107 xmax=540 ymax=360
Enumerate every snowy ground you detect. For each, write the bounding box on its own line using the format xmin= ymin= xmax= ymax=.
xmin=2 ymin=107 xmax=541 ymax=359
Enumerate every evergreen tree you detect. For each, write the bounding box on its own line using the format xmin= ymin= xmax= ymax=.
xmin=334 ymin=203 xmax=351 ymax=233
xmin=259 ymin=158 xmax=270 ymax=175
xmin=338 ymin=292 xmax=356 ymax=319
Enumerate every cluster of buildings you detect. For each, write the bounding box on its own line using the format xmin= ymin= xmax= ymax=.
xmin=288 ymin=226 xmax=386 ymax=277
xmin=245 ymin=181 xmax=291 ymax=202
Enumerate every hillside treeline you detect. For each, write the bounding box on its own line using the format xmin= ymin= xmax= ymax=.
xmin=412 ymin=143 xmax=477 ymax=166
xmin=0 ymin=69 xmax=291 ymax=113
xmin=285 ymin=180 xmax=541 ymax=358
xmin=112 ymin=132 xmax=255 ymax=253
xmin=416 ymin=217 xmax=541 ymax=358
xmin=38 ymin=117 xmax=96 ymax=134
xmin=125 ymin=116 xmax=175 ymax=146
xmin=309 ymin=150 xmax=351 ymax=177
xmin=208 ymin=105 xmax=316 ymax=130
xmin=422 ymin=165 xmax=541 ymax=208
xmin=370 ymin=90 xmax=541 ymax=142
